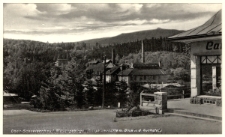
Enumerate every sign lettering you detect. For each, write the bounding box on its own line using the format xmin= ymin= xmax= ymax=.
xmin=206 ymin=41 xmax=222 ymax=50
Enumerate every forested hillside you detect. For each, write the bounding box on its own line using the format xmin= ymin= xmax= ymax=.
xmin=3 ymin=35 xmax=190 ymax=102
xmin=88 ymin=38 xmax=189 ymax=60
xmin=3 ymin=39 xmax=85 ymax=100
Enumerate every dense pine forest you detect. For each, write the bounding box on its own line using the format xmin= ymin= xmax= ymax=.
xmin=89 ymin=37 xmax=189 ymax=59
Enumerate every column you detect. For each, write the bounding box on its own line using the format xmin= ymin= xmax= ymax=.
xmin=212 ymin=66 xmax=217 ymax=91
xmin=190 ymin=54 xmax=201 ymax=97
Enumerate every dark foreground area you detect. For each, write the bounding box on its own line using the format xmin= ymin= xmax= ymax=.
xmin=3 ymin=109 xmax=221 ymax=134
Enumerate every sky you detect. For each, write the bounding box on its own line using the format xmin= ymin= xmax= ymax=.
xmin=3 ymin=3 xmax=222 ymax=43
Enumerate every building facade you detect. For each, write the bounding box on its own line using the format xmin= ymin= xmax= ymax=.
xmin=169 ymin=10 xmax=222 ymax=98
xmin=106 ymin=66 xmax=120 ymax=83
xmin=117 ymin=63 xmax=168 ymax=86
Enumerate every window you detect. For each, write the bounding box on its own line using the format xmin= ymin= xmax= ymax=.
xmin=153 ymin=76 xmax=156 ymax=80
xmin=148 ymin=76 xmax=152 ymax=80
xmin=144 ymin=76 xmax=146 ymax=80
xmin=201 ymin=55 xmax=221 ymax=96
xmin=201 ymin=65 xmax=221 ymax=96
xmin=201 ymin=56 xmax=221 ymax=64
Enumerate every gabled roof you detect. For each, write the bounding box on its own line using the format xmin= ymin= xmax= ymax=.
xmin=106 ymin=66 xmax=120 ymax=75
xmin=169 ymin=10 xmax=222 ymax=41
xmin=106 ymin=62 xmax=115 ymax=69
xmin=103 ymin=59 xmax=112 ymax=64
xmin=131 ymin=69 xmax=166 ymax=76
xmin=117 ymin=69 xmax=133 ymax=76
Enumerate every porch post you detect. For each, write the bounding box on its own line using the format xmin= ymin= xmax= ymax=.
xmin=212 ymin=66 xmax=217 ymax=91
xmin=190 ymin=54 xmax=201 ymax=97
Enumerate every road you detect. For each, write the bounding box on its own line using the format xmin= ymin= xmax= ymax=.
xmin=3 ymin=109 xmax=222 ymax=134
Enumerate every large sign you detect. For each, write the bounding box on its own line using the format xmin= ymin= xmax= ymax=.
xmin=191 ymin=40 xmax=222 ymax=55
xmin=206 ymin=41 xmax=222 ymax=50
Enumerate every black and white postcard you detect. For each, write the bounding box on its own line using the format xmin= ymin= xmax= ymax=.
xmin=2 ymin=1 xmax=223 ymax=135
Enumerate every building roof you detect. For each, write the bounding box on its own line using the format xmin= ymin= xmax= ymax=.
xmin=88 ymin=60 xmax=100 ymax=64
xmin=3 ymin=91 xmax=18 ymax=97
xmin=103 ymin=59 xmax=112 ymax=64
xmin=106 ymin=66 xmax=120 ymax=75
xmin=131 ymin=69 xmax=166 ymax=76
xmin=133 ymin=63 xmax=160 ymax=69
xmin=86 ymin=63 xmax=104 ymax=73
xmin=169 ymin=10 xmax=222 ymax=40
xmin=106 ymin=63 xmax=115 ymax=69
xmin=117 ymin=68 xmax=133 ymax=76
xmin=117 ymin=66 xmax=166 ymax=76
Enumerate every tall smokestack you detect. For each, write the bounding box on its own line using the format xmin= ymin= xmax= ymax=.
xmin=141 ymin=41 xmax=145 ymax=63
xmin=112 ymin=49 xmax=115 ymax=64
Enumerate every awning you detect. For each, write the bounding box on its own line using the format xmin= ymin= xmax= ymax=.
xmin=169 ymin=10 xmax=222 ymax=41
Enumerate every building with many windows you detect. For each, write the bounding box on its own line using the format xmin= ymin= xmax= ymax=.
xmin=118 ymin=63 xmax=168 ymax=86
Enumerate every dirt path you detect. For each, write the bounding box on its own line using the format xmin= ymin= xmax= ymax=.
xmin=3 ymin=109 xmax=39 ymax=116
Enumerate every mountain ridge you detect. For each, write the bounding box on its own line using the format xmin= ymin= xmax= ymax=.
xmin=78 ymin=28 xmax=185 ymax=46
xmin=3 ymin=28 xmax=185 ymax=45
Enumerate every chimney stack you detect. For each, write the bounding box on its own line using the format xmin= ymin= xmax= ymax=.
xmin=112 ymin=49 xmax=115 ymax=64
xmin=141 ymin=41 xmax=145 ymax=63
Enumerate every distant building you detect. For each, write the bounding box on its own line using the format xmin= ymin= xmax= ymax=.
xmin=86 ymin=63 xmax=105 ymax=81
xmin=102 ymin=59 xmax=112 ymax=64
xmin=116 ymin=41 xmax=167 ymax=86
xmin=106 ymin=66 xmax=120 ymax=83
xmin=117 ymin=68 xmax=133 ymax=86
xmin=106 ymin=62 xmax=116 ymax=69
xmin=117 ymin=63 xmax=168 ymax=86
xmin=86 ymin=60 xmax=100 ymax=67
xmin=3 ymin=91 xmax=20 ymax=104
xmin=86 ymin=50 xmax=117 ymax=81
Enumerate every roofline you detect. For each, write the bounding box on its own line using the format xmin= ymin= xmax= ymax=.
xmin=168 ymin=34 xmax=221 ymax=43
xmin=130 ymin=74 xmax=168 ymax=76
xmin=117 ymin=73 xmax=131 ymax=76
xmin=117 ymin=73 xmax=132 ymax=76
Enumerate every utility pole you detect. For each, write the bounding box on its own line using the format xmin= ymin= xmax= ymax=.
xmin=102 ymin=55 xmax=106 ymax=108
xmin=120 ymin=64 xmax=123 ymax=82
